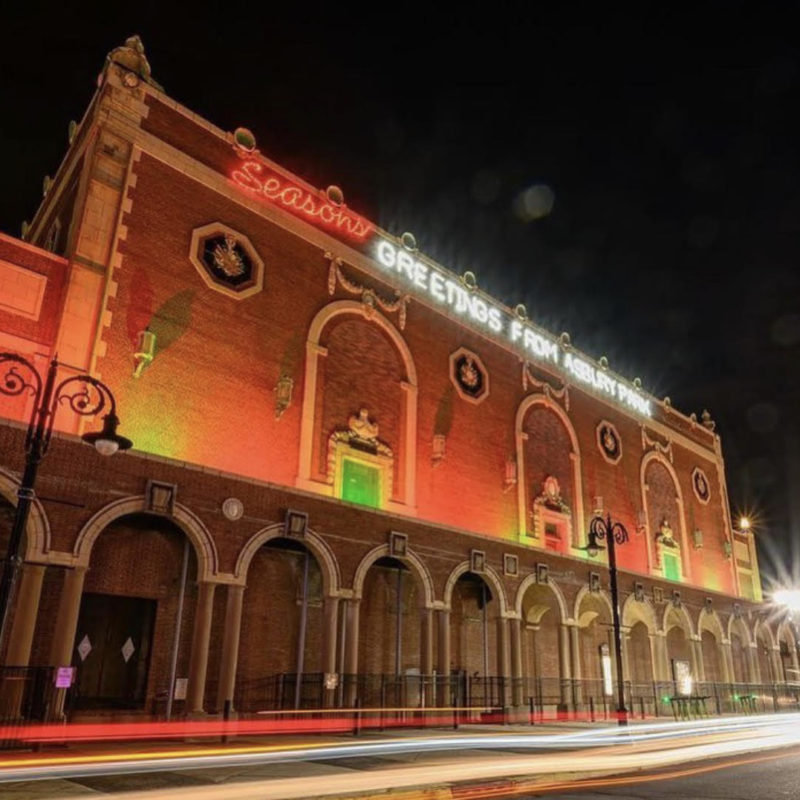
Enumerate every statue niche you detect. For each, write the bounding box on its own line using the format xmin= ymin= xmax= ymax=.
xmin=529 ymin=476 xmax=571 ymax=553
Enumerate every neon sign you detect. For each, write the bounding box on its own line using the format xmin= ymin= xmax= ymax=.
xmin=232 ymin=161 xmax=373 ymax=242
xmin=375 ymin=238 xmax=652 ymax=417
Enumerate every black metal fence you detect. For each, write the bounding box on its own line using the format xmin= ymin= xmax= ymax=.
xmin=0 ymin=666 xmax=61 ymax=748
xmin=233 ymin=671 xmax=800 ymax=723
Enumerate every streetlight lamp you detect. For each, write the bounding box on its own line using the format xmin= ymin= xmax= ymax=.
xmin=582 ymin=512 xmax=630 ymax=726
xmin=0 ymin=353 xmax=132 ymax=653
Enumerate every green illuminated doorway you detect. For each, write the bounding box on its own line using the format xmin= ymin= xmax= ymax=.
xmin=663 ymin=552 xmax=681 ymax=582
xmin=341 ymin=458 xmax=381 ymax=508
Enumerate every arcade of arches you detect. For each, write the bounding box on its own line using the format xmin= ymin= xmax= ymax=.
xmin=0 ymin=499 xmax=793 ymax=717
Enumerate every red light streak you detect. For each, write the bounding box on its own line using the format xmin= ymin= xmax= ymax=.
xmin=231 ymin=161 xmax=374 ymax=241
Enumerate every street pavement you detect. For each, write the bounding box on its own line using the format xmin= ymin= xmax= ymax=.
xmin=1 ymin=718 xmax=798 ymax=798
xmin=507 ymin=744 xmax=800 ymax=798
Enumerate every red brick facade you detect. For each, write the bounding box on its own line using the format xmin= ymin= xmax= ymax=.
xmin=0 ymin=42 xmax=786 ymax=719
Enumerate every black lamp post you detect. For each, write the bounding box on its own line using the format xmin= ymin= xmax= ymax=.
xmin=0 ymin=353 xmax=132 ymax=656
xmin=582 ymin=512 xmax=630 ymax=726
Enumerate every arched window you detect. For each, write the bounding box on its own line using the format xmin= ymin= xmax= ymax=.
xmin=298 ymin=301 xmax=417 ymax=513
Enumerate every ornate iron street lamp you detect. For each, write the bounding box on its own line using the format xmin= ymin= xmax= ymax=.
xmin=0 ymin=353 xmax=132 ymax=653
xmin=582 ymin=512 xmax=630 ymax=726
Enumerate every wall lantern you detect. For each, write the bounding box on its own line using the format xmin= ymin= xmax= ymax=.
xmin=432 ymin=433 xmax=446 ymax=467
xmin=133 ymin=328 xmax=156 ymax=378
xmin=284 ymin=508 xmax=309 ymax=538
xmin=503 ymin=457 xmax=518 ymax=492
xmin=722 ymin=538 xmax=733 ymax=559
xmin=274 ymin=374 xmax=293 ymax=419
xmin=693 ymin=527 xmax=704 ymax=550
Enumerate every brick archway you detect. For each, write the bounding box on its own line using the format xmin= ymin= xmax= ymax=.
xmin=0 ymin=467 xmax=50 ymax=561
xmin=235 ymin=522 xmax=340 ymax=596
xmin=73 ymin=495 xmax=217 ymax=581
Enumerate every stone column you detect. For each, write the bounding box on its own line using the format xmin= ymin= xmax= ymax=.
xmin=321 ymin=595 xmax=339 ymax=707
xmin=186 ymin=581 xmax=216 ymax=715
xmin=721 ymin=640 xmax=735 ymax=684
xmin=691 ymin=637 xmax=706 ymax=683
xmin=558 ymin=623 xmax=572 ymax=710
xmin=4 ymin=563 xmax=45 ymax=667
xmin=651 ymin=632 xmax=670 ymax=682
xmin=619 ymin=631 xmax=630 ymax=685
xmin=746 ymin=644 xmax=760 ymax=684
xmin=497 ymin=616 xmax=510 ymax=706
xmin=771 ymin=648 xmax=784 ymax=685
xmin=790 ymin=638 xmax=800 ymax=678
xmin=344 ymin=598 xmax=360 ymax=706
xmin=216 ymin=584 xmax=245 ymax=713
xmin=420 ymin=606 xmax=434 ymax=707
xmin=0 ymin=564 xmax=46 ymax=717
xmin=49 ymin=566 xmax=87 ymax=718
xmin=421 ymin=607 xmax=434 ymax=675
xmin=688 ymin=635 xmax=703 ymax=683
xmin=50 ymin=567 xmax=86 ymax=668
xmin=510 ymin=616 xmax=523 ymax=706
xmin=569 ymin=623 xmax=583 ymax=705
xmin=437 ymin=609 xmax=451 ymax=707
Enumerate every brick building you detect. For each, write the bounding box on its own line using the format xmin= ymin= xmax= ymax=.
xmin=0 ymin=38 xmax=790 ymax=720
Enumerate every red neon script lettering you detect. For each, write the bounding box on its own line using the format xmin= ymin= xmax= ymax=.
xmin=232 ymin=161 xmax=373 ymax=242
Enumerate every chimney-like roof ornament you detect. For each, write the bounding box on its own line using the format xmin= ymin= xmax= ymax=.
xmin=104 ymin=35 xmax=163 ymax=90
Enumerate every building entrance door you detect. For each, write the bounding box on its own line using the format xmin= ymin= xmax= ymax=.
xmin=72 ymin=593 xmax=156 ymax=710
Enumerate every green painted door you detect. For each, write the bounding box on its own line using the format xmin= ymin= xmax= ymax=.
xmin=341 ymin=459 xmax=380 ymax=508
xmin=663 ymin=553 xmax=680 ymax=581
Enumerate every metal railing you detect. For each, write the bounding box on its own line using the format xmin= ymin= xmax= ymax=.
xmin=233 ymin=672 xmax=800 ymax=723
xmin=0 ymin=666 xmax=61 ymax=748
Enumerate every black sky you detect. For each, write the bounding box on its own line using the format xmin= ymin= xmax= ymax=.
xmin=2 ymin=3 xmax=799 ymax=589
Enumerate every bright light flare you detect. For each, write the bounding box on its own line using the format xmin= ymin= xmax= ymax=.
xmin=773 ymin=588 xmax=800 ymax=612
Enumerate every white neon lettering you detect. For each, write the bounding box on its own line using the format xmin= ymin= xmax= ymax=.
xmin=472 ymin=297 xmax=489 ymax=324
xmin=429 ymin=271 xmax=446 ymax=301
xmin=371 ymin=238 xmax=650 ymax=417
xmin=413 ymin=262 xmax=429 ymax=289
xmin=397 ymin=251 xmax=415 ymax=280
xmin=377 ymin=240 xmax=396 ymax=269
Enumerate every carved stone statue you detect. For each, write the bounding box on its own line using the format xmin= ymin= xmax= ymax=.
xmin=658 ymin=518 xmax=676 ymax=545
xmin=348 ymin=407 xmax=379 ymax=442
xmin=105 ymin=35 xmax=163 ymax=89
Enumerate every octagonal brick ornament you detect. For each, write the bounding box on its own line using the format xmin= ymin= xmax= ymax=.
xmin=692 ymin=467 xmax=711 ymax=504
xmin=596 ymin=420 xmax=622 ymax=464
xmin=449 ymin=347 xmax=489 ymax=404
xmin=189 ymin=222 xmax=264 ymax=300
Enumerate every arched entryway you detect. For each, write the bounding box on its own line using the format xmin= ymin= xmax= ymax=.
xmin=71 ymin=513 xmax=198 ymax=713
xmin=728 ymin=616 xmax=751 ymax=685
xmin=777 ymin=622 xmax=799 ymax=683
xmin=517 ymin=579 xmax=566 ymax=709
xmin=575 ymin=589 xmax=615 ymax=713
xmin=755 ymin=623 xmax=776 ymax=684
xmin=449 ymin=570 xmax=504 ymax=709
xmin=698 ymin=610 xmax=726 ymax=684
xmin=237 ymin=536 xmax=325 ymax=710
xmin=357 ymin=556 xmax=423 ymax=707
xmin=663 ymin=604 xmax=696 ymax=693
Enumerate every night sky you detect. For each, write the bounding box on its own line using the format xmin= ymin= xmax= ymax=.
xmin=3 ymin=5 xmax=798 ymax=589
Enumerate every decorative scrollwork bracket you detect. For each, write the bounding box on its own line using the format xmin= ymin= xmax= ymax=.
xmin=325 ymin=252 xmax=410 ymax=330
xmin=521 ymin=360 xmax=569 ymax=410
